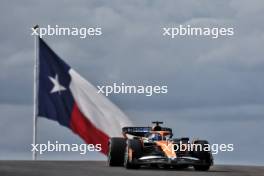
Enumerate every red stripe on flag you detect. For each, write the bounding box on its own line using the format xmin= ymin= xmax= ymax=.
xmin=70 ymin=103 xmax=109 ymax=155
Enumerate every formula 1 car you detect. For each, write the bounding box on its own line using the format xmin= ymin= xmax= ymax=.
xmin=108 ymin=121 xmax=213 ymax=171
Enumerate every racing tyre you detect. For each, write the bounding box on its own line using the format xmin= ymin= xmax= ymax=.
xmin=108 ymin=137 xmax=126 ymax=166
xmin=124 ymin=139 xmax=142 ymax=169
xmin=192 ymin=140 xmax=212 ymax=171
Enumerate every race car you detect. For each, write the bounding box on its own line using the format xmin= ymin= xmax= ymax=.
xmin=108 ymin=121 xmax=213 ymax=171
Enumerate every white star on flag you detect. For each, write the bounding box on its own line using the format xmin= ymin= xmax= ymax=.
xmin=48 ymin=74 xmax=66 ymax=94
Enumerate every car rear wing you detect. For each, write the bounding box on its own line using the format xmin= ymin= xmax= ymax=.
xmin=122 ymin=127 xmax=172 ymax=137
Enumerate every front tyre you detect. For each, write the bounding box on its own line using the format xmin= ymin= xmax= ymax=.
xmin=108 ymin=137 xmax=126 ymax=166
xmin=192 ymin=140 xmax=213 ymax=171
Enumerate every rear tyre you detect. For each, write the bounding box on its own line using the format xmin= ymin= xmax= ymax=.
xmin=192 ymin=140 xmax=212 ymax=171
xmin=124 ymin=139 xmax=142 ymax=169
xmin=108 ymin=137 xmax=126 ymax=166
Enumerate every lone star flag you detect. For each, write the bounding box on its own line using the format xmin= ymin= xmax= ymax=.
xmin=37 ymin=38 xmax=132 ymax=155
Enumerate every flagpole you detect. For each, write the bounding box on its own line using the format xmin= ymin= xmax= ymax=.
xmin=33 ymin=25 xmax=39 ymax=160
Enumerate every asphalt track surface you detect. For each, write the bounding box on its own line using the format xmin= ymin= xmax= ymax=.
xmin=0 ymin=161 xmax=264 ymax=176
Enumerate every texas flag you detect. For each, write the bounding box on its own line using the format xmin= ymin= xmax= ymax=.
xmin=37 ymin=38 xmax=132 ymax=155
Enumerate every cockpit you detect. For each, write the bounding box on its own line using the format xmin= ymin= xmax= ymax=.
xmin=147 ymin=133 xmax=162 ymax=141
xmin=145 ymin=131 xmax=173 ymax=141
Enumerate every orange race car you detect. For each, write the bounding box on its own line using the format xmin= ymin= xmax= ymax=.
xmin=108 ymin=121 xmax=213 ymax=171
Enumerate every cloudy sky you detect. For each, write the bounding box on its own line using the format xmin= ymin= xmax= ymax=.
xmin=0 ymin=0 xmax=264 ymax=165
